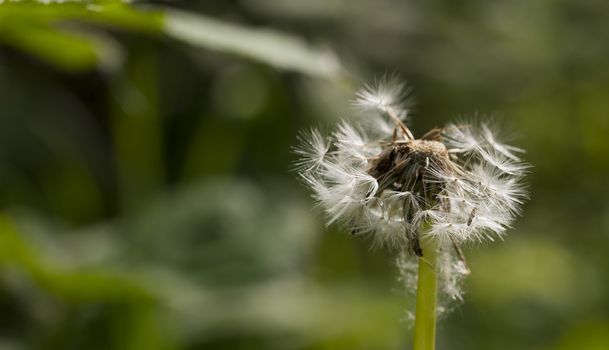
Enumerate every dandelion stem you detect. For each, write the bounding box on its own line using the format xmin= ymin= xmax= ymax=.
xmin=413 ymin=238 xmax=438 ymax=350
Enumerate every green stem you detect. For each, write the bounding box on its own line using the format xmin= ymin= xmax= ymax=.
xmin=413 ymin=239 xmax=438 ymax=350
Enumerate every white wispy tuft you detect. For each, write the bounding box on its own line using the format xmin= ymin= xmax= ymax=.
xmin=352 ymin=75 xmax=415 ymax=139
xmin=354 ymin=75 xmax=413 ymax=117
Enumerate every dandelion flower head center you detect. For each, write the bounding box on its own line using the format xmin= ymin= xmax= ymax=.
xmin=368 ymin=139 xmax=449 ymax=200
xmin=405 ymin=139 xmax=448 ymax=158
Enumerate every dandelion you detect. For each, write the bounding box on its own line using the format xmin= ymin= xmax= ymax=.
xmin=294 ymin=76 xmax=528 ymax=350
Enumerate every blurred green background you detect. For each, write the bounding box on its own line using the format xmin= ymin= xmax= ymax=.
xmin=1 ymin=1 xmax=609 ymax=349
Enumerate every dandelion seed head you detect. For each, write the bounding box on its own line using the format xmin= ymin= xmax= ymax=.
xmin=294 ymin=77 xmax=528 ymax=314
xmin=295 ymin=115 xmax=526 ymax=247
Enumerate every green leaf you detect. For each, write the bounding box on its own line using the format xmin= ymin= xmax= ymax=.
xmin=0 ymin=1 xmax=163 ymax=71
xmin=163 ymin=9 xmax=342 ymax=79
xmin=0 ymin=214 xmax=152 ymax=302
xmin=0 ymin=22 xmax=116 ymax=71
xmin=0 ymin=1 xmax=164 ymax=33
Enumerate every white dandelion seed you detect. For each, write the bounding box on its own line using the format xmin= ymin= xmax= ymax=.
xmin=293 ymin=128 xmax=329 ymax=172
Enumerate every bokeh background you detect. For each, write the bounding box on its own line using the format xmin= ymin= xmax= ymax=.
xmin=1 ymin=1 xmax=609 ymax=349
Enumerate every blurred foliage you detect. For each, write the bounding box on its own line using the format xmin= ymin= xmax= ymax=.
xmin=0 ymin=0 xmax=163 ymax=71
xmin=0 ymin=0 xmax=340 ymax=77
xmin=0 ymin=0 xmax=609 ymax=349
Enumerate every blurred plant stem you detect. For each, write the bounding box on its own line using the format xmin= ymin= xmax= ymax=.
xmin=110 ymin=45 xmax=164 ymax=212
xmin=413 ymin=238 xmax=438 ymax=350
